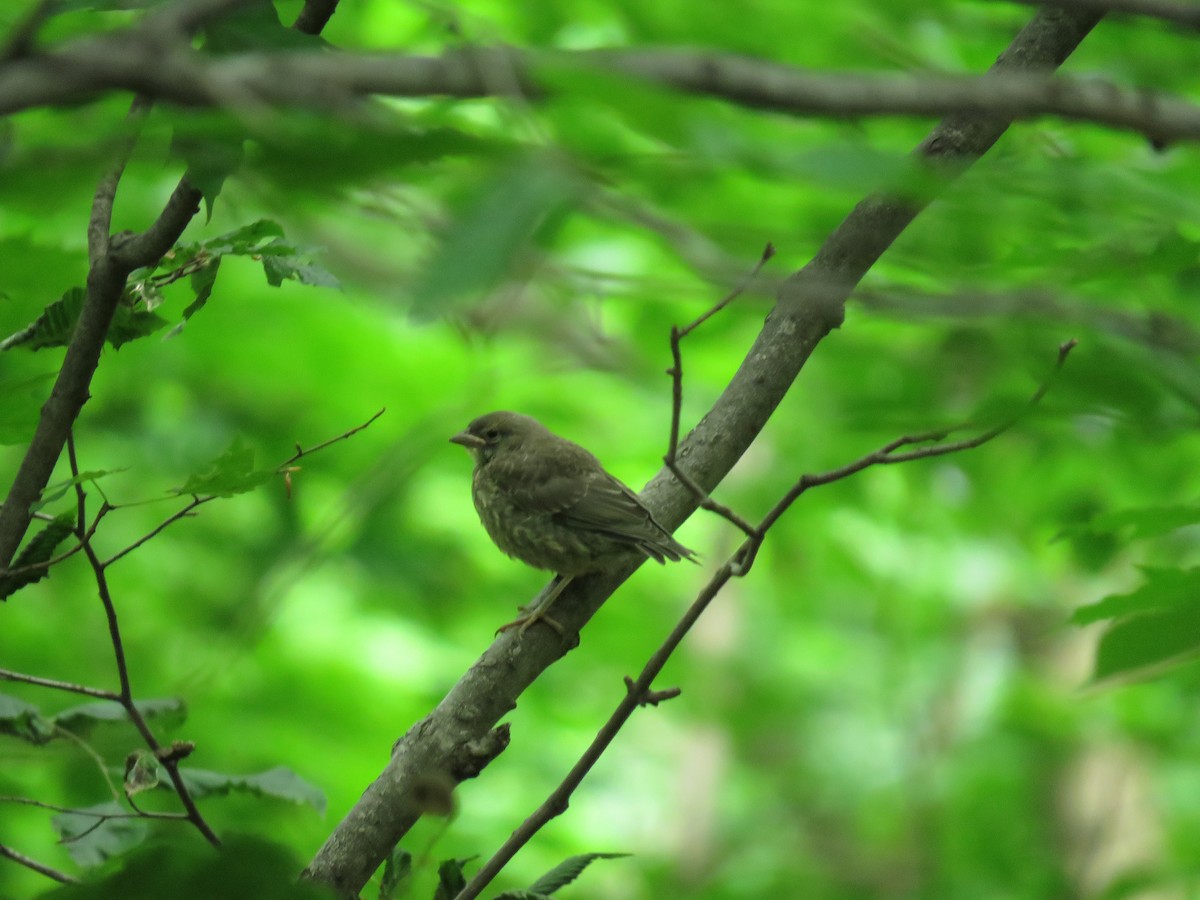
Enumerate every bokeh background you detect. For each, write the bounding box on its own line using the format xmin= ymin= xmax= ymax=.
xmin=3 ymin=0 xmax=1200 ymax=897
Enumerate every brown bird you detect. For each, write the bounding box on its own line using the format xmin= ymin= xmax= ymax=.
xmin=450 ymin=411 xmax=697 ymax=634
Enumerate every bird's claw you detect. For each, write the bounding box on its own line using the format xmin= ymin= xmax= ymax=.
xmin=495 ymin=604 xmax=564 ymax=636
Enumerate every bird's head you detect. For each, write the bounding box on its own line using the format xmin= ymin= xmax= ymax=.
xmin=450 ymin=411 xmax=546 ymax=464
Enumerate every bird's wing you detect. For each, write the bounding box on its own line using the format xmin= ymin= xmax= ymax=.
xmin=560 ymin=470 xmax=693 ymax=563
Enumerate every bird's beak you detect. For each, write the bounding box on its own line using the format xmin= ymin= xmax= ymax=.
xmin=450 ymin=430 xmax=485 ymax=450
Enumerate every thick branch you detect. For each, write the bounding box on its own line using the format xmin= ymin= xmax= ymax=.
xmin=1 ymin=39 xmax=1197 ymax=143
xmin=304 ymin=7 xmax=1102 ymax=896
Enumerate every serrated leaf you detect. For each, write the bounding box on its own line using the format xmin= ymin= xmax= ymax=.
xmin=409 ymin=155 xmax=583 ymax=319
xmin=0 ymin=693 xmax=55 ymax=744
xmin=1093 ymin=605 xmax=1200 ymax=682
xmin=53 ymin=801 xmax=150 ymax=868
xmin=432 ymin=857 xmax=475 ymax=900
xmin=0 ymin=286 xmax=84 ymax=351
xmin=174 ymin=439 xmax=274 ymax=498
xmin=525 ymin=853 xmax=631 ymax=896
xmin=260 ymin=252 xmax=341 ymax=289
xmin=199 ymin=219 xmax=286 ymax=255
xmin=54 ymin=697 xmax=186 ymax=737
xmin=1072 ymin=566 xmax=1200 ymax=625
xmin=0 ymin=513 xmax=75 ymax=600
xmin=177 ymin=766 xmax=326 ymax=814
xmin=379 ymin=847 xmax=413 ymax=900
xmin=0 ymin=286 xmax=170 ymax=352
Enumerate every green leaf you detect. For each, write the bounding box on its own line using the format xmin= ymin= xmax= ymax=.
xmin=52 ymin=802 xmax=150 ymax=868
xmin=54 ymin=698 xmax=186 ymax=737
xmin=174 ymin=439 xmax=274 ymax=498
xmin=0 ymin=286 xmax=170 ymax=352
xmin=173 ymin=128 xmax=245 ymax=221
xmin=378 ymin=847 xmax=412 ymax=900
xmin=1072 ymin=567 xmax=1200 ymax=625
xmin=0 ymin=286 xmax=84 ymax=351
xmin=32 ymin=469 xmax=124 ymax=513
xmin=0 ymin=693 xmax=55 ymax=744
xmin=1093 ymin=605 xmax=1200 ymax=683
xmin=176 ymin=766 xmax=326 ymax=814
xmin=432 ymin=857 xmax=474 ymax=900
xmin=166 ymin=258 xmax=222 ymax=339
xmin=0 ymin=512 xmax=75 ymax=600
xmin=525 ymin=853 xmax=631 ymax=896
xmin=196 ymin=219 xmax=286 ymax=257
xmin=409 ymin=154 xmax=583 ymax=318
xmin=259 ymin=239 xmax=341 ymax=289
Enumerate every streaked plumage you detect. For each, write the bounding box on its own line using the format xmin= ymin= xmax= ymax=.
xmin=451 ymin=411 xmax=696 ymax=632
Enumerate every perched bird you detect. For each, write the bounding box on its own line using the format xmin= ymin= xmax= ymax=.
xmin=450 ymin=411 xmax=697 ymax=634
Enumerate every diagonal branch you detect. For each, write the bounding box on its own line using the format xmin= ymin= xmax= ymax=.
xmin=455 ymin=342 xmax=1073 ymax=899
xmin=304 ymin=7 xmax=1103 ymax=896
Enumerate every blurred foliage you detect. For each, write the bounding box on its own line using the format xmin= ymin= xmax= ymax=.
xmin=3 ymin=0 xmax=1200 ymax=898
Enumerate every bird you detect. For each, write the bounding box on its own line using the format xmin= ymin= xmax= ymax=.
xmin=450 ymin=411 xmax=697 ymax=634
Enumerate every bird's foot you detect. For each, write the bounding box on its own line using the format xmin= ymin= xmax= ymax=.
xmin=496 ymin=604 xmax=564 ymax=636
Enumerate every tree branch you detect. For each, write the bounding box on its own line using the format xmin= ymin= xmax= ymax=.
xmin=305 ymin=8 xmax=1103 ymax=895
xmin=3 ymin=34 xmax=1198 ymax=143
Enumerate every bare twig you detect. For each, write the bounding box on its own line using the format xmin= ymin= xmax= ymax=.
xmin=0 ymin=668 xmax=119 ymax=701
xmin=65 ymin=436 xmax=221 ymax=848
xmin=103 ymin=497 xmax=211 ymax=568
xmin=664 ymin=244 xmax=774 ymax=534
xmin=456 ymin=342 xmax=1075 ymax=899
xmin=280 ymin=408 xmax=386 ymax=467
xmin=0 ymin=843 xmax=77 ymax=885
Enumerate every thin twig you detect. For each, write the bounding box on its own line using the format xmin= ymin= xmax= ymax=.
xmin=662 ymin=460 xmax=758 ymax=538
xmin=280 ymin=407 xmax=386 ymax=467
xmin=1 ymin=795 xmax=192 ymax=826
xmin=0 ymin=843 xmax=77 ymax=885
xmin=755 ymin=339 xmax=1078 ymax=539
xmin=67 ymin=435 xmax=221 ymax=848
xmin=678 ymin=243 xmax=776 ymax=340
xmin=0 ymin=668 xmax=119 ymax=701
xmin=456 ymin=341 xmax=1075 ymax=899
xmin=103 ymin=496 xmax=211 ymax=568
xmin=665 ymin=244 xmax=775 ymax=518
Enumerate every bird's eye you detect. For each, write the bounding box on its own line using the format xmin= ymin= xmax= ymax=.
xmin=483 ymin=427 xmax=501 ymax=441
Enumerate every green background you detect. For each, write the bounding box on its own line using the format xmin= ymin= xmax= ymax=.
xmin=3 ymin=0 xmax=1200 ymax=897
